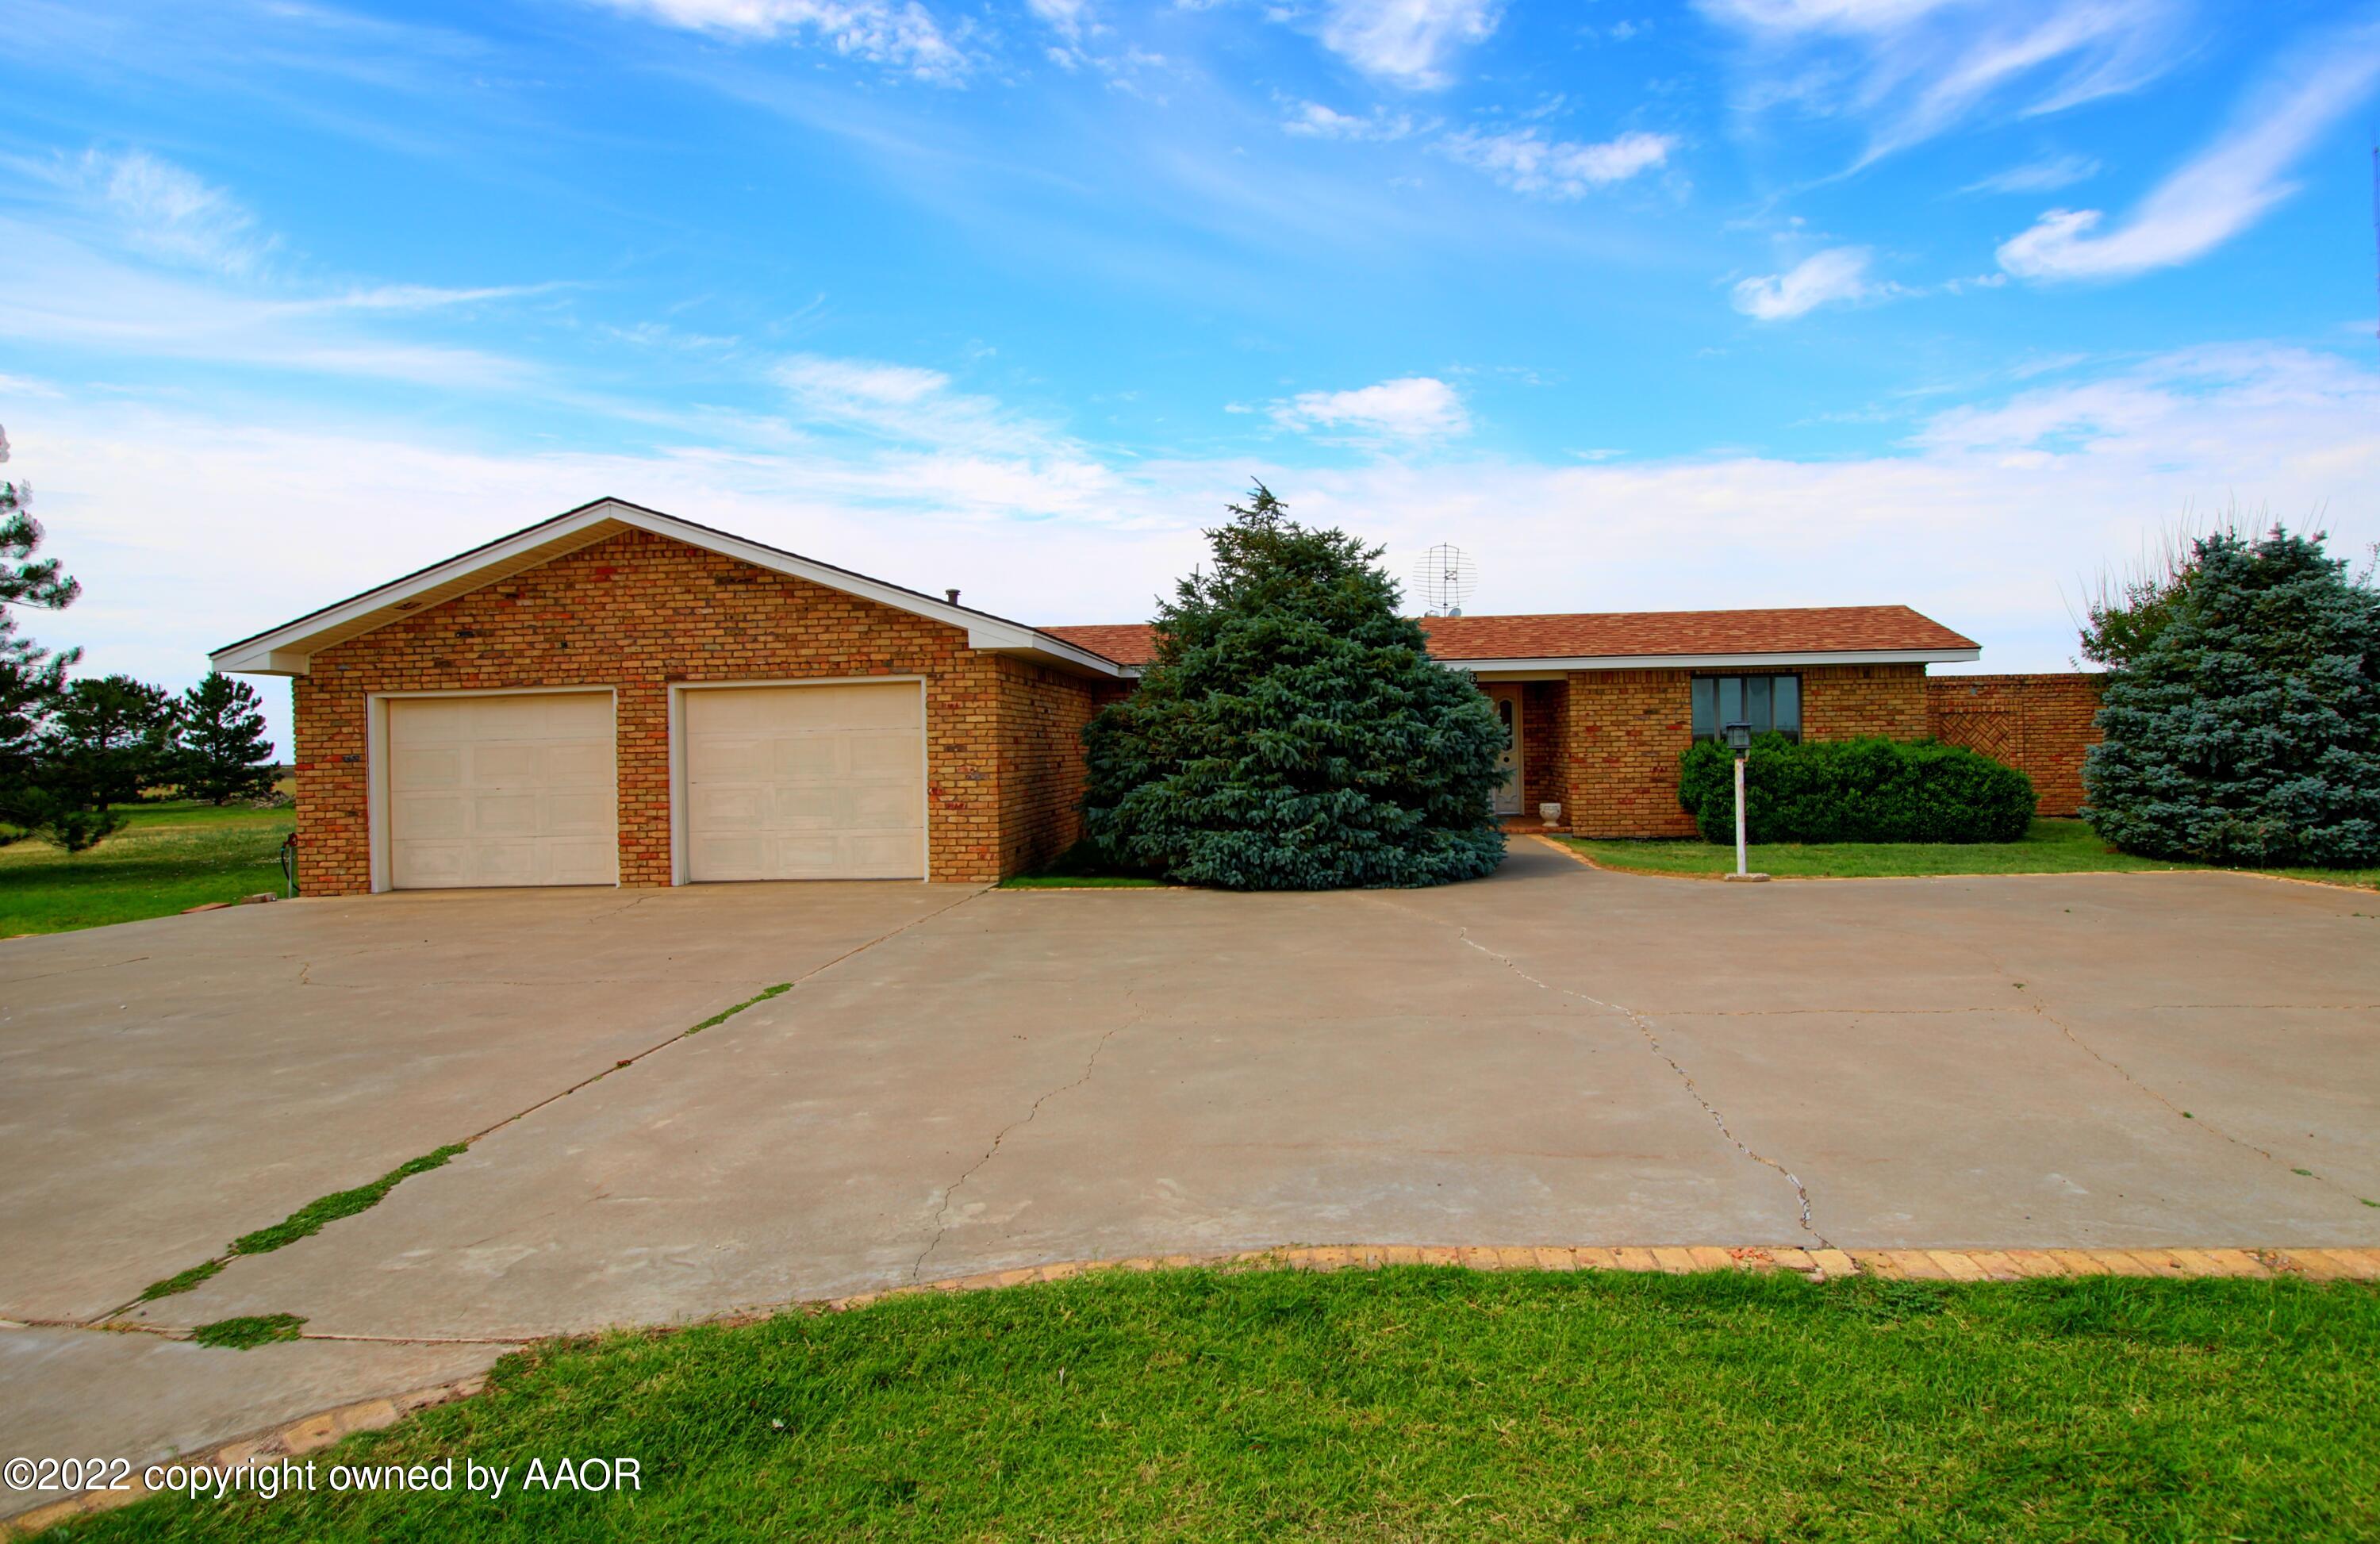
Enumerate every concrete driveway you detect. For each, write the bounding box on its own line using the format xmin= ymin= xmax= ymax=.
xmin=5 ymin=842 xmax=2378 ymax=1504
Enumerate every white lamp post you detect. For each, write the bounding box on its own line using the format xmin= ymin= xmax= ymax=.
xmin=1721 ymin=722 xmax=1768 ymax=883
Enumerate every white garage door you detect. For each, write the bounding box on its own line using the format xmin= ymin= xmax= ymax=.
xmin=684 ymin=682 xmax=924 ymax=881
xmin=386 ymin=693 xmax=618 ymax=889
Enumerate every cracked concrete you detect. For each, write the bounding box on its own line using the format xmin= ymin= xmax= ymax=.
xmin=5 ymin=843 xmax=2378 ymax=1490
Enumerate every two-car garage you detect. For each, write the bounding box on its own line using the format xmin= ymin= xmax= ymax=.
xmin=379 ymin=681 xmax=927 ymax=890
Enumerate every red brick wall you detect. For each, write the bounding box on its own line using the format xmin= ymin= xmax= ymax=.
xmin=1562 ymin=668 xmax=1699 ymax=837
xmin=1926 ymin=673 xmax=2103 ymax=816
xmin=996 ymin=657 xmax=1102 ymax=874
xmin=290 ymin=528 xmax=1099 ymax=893
xmin=1560 ymin=663 xmax=1933 ymax=839
xmin=1521 ymin=678 xmax=1568 ymax=816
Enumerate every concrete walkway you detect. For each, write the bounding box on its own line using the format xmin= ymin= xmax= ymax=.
xmin=4 ymin=843 xmax=2376 ymax=1513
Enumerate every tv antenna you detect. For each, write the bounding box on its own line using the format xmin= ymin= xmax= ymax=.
xmin=1415 ymin=543 xmax=1477 ymax=617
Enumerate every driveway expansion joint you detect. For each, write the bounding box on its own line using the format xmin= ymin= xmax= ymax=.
xmin=912 ymin=1007 xmax=1138 ymax=1284
xmin=1445 ymin=923 xmax=1832 ymax=1250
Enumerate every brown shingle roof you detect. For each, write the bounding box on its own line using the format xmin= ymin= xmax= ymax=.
xmin=1039 ymin=605 xmax=1977 ymax=668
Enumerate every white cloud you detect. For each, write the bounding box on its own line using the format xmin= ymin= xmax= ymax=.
xmin=1699 ymin=0 xmax=2182 ymax=164
xmin=1995 ymin=19 xmax=2380 ymax=281
xmin=1962 ymin=152 xmax=2099 ymax=194
xmin=18 ymin=344 xmax=2374 ymax=765
xmin=1280 ymin=100 xmax=1417 ymax=140
xmin=0 ymin=218 xmax=540 ymax=389
xmin=76 ymin=149 xmax=274 ymax=277
xmin=1027 ymin=0 xmax=1090 ymax=43
xmin=1269 ymin=375 xmax=1472 ymax=443
xmin=1441 ymin=128 xmax=1676 ymax=198
xmin=593 ymin=0 xmax=967 ymax=80
xmin=1730 ymin=245 xmax=1887 ymax=320
xmin=1316 ymin=0 xmax=1502 ymax=89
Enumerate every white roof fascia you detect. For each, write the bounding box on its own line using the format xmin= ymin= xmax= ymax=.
xmin=209 ymin=499 xmax=1128 ymax=678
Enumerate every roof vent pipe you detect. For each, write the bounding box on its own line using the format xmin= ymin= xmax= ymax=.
xmin=946 ymin=589 xmax=961 ymax=605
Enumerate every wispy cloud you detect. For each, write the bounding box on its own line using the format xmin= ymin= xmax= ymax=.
xmin=1269 ymin=375 xmax=1471 ymax=444
xmin=1996 ymin=16 xmax=2380 ymax=281
xmin=1731 ymin=245 xmax=1891 ymax=320
xmin=1962 ymin=152 xmax=2098 ymax=195
xmin=1280 ymin=100 xmax=1418 ymax=140
xmin=1441 ymin=127 xmax=1676 ymax=198
xmin=74 ymin=149 xmax=275 ymax=277
xmin=1315 ymin=0 xmax=1503 ymax=89
xmin=591 ymin=0 xmax=969 ymax=81
xmin=1699 ymin=0 xmax=2182 ymax=166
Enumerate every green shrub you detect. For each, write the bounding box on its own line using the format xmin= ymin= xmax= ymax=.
xmin=1678 ymin=735 xmax=2036 ymax=844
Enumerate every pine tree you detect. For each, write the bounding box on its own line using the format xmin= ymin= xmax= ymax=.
xmin=1083 ymin=483 xmax=1507 ymax=889
xmin=44 ymin=674 xmax=180 ymax=808
xmin=175 ymin=671 xmax=278 ymax=805
xmin=0 ymin=425 xmax=121 ymax=851
xmin=2082 ymin=527 xmax=2380 ymax=866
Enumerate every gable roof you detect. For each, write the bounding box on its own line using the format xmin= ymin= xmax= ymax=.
xmin=1042 ymin=605 xmax=1980 ymax=671
xmin=209 ymin=497 xmax=1130 ymax=678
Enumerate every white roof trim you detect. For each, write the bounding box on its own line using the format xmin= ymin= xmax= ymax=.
xmin=1101 ymin=646 xmax=1982 ymax=681
xmin=1452 ymin=647 xmax=1981 ymax=673
xmin=209 ymin=498 xmax=1129 ymax=678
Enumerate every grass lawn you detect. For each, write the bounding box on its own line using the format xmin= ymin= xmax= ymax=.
xmin=998 ymin=840 xmax=1166 ymax=889
xmin=0 ymin=801 xmax=295 ymax=935
xmin=1563 ymin=817 xmax=2380 ymax=889
xmin=64 ymin=1268 xmax=2378 ymax=1541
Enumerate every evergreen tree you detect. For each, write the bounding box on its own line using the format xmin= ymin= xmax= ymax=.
xmin=175 ymin=670 xmax=278 ymax=804
xmin=1083 ymin=483 xmax=1507 ymax=889
xmin=0 ymin=425 xmax=121 ymax=851
xmin=2082 ymin=527 xmax=2380 ymax=866
xmin=44 ymin=674 xmax=180 ymax=808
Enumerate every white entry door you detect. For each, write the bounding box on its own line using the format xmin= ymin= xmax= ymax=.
xmin=386 ymin=692 xmax=618 ymax=889
xmin=1486 ymin=684 xmax=1524 ymax=816
xmin=683 ymin=682 xmax=926 ymax=881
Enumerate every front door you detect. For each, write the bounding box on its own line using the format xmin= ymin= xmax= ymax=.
xmin=1486 ymin=685 xmax=1523 ymax=816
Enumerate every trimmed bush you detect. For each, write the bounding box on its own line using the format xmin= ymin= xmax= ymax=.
xmin=1678 ymin=736 xmax=2036 ymax=845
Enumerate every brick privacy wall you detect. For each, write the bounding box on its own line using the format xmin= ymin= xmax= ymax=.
xmin=290 ymin=528 xmax=1095 ymax=893
xmin=1521 ymin=679 xmax=1568 ymax=816
xmin=1561 ymin=663 xmax=1933 ymax=839
xmin=1926 ymin=673 xmax=2104 ymax=816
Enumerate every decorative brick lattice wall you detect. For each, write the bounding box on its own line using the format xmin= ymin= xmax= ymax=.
xmin=1925 ymin=673 xmax=2104 ymax=816
xmin=292 ymin=528 xmax=1095 ymax=893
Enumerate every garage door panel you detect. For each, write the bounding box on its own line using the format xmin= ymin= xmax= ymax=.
xmin=387 ymin=693 xmax=618 ymax=889
xmin=393 ymin=747 xmax=463 ymax=790
xmin=691 ymin=737 xmax=768 ymax=781
xmin=685 ymin=683 xmax=924 ymax=882
xmin=848 ymin=735 xmax=919 ymax=776
xmin=773 ymin=738 xmax=839 ymax=778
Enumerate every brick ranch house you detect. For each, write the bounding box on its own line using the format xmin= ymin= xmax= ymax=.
xmin=214 ymin=498 xmax=2101 ymax=896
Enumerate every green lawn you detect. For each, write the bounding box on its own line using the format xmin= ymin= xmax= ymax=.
xmin=998 ymin=840 xmax=1166 ymax=889
xmin=0 ymin=801 xmax=295 ymax=935
xmin=62 ymin=1268 xmax=2379 ymax=1541
xmin=1563 ymin=817 xmax=2380 ymax=889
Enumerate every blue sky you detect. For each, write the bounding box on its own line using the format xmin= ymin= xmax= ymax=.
xmin=4 ymin=0 xmax=2378 ymax=752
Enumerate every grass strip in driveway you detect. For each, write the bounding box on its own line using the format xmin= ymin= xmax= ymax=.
xmin=67 ymin=1268 xmax=2380 ymax=1541
xmin=186 ymin=1314 xmax=307 ymax=1350
xmin=1562 ymin=817 xmax=2380 ymax=888
xmin=229 ymin=1145 xmax=470 ymax=1256
xmin=685 ymin=982 xmax=793 ymax=1033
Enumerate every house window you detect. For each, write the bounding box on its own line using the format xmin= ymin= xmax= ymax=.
xmin=1691 ymin=674 xmax=1801 ymax=743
